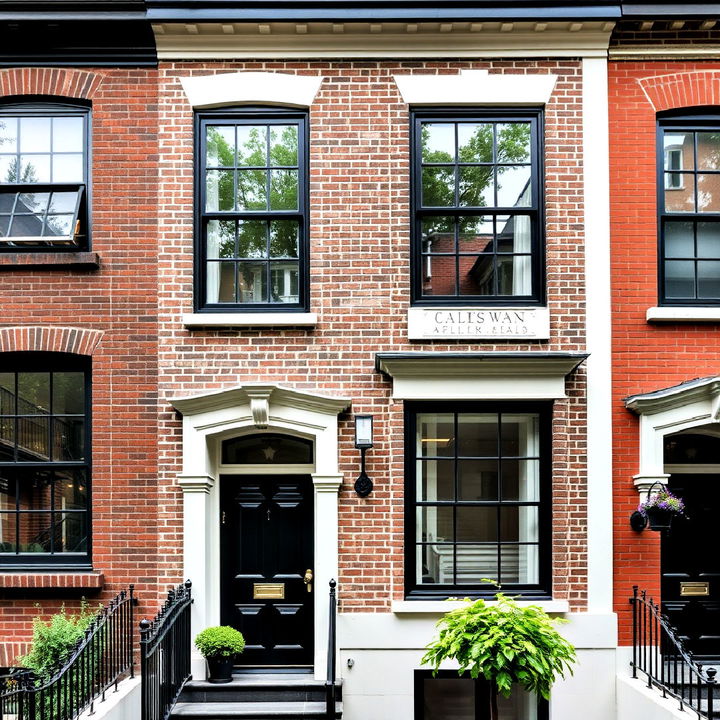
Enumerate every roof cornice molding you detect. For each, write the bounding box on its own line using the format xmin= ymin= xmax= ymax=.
xmin=625 ymin=376 xmax=720 ymax=417
xmin=153 ymin=20 xmax=614 ymax=59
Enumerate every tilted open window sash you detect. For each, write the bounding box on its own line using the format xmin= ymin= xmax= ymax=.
xmin=0 ymin=183 xmax=85 ymax=247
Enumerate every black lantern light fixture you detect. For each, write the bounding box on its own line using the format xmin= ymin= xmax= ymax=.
xmin=354 ymin=415 xmax=374 ymax=497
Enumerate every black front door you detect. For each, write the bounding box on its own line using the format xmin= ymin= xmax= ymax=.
xmin=662 ymin=474 xmax=720 ymax=658
xmin=220 ymin=475 xmax=314 ymax=666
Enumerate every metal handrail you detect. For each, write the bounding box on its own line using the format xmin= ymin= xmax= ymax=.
xmin=326 ymin=579 xmax=337 ymax=720
xmin=0 ymin=586 xmax=136 ymax=720
xmin=140 ymin=580 xmax=193 ymax=720
xmin=631 ymin=585 xmax=718 ymax=718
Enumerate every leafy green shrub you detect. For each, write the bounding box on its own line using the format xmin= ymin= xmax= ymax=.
xmin=421 ymin=592 xmax=576 ymax=714
xmin=194 ymin=626 xmax=245 ymax=659
xmin=18 ymin=602 xmax=97 ymax=681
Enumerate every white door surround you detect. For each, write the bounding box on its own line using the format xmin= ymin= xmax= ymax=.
xmin=169 ymin=383 xmax=351 ymax=679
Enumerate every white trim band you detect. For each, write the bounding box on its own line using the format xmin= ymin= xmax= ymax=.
xmin=646 ymin=306 xmax=720 ymax=323
xmin=183 ymin=312 xmax=318 ymax=328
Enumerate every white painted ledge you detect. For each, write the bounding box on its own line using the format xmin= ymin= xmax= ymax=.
xmin=391 ymin=599 xmax=570 ymax=614
xmin=646 ymin=306 xmax=720 ymax=322
xmin=183 ymin=312 xmax=317 ymax=328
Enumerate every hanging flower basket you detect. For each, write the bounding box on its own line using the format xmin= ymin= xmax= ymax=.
xmin=638 ymin=489 xmax=685 ymax=532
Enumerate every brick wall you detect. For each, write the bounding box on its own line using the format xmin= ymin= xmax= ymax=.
xmin=155 ymin=60 xmax=590 ymax=611
xmin=609 ymin=61 xmax=720 ymax=645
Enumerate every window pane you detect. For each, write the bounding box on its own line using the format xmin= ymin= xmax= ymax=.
xmin=238 ymin=261 xmax=268 ymax=303
xmin=497 ymin=165 xmax=531 ymax=207
xmin=206 ymin=126 xmax=235 ymax=167
xmin=52 ymin=117 xmax=83 ymax=154
xmin=207 ymin=219 xmax=237 ymax=259
xmin=698 ymin=261 xmax=720 ymax=299
xmin=500 ymin=506 xmax=538 ymax=543
xmin=270 ymin=262 xmax=299 ymax=303
xmin=501 ymin=414 xmax=539 ymax=456
xmin=665 ymin=260 xmax=695 ymax=298
xmin=18 ymin=373 xmax=50 ymax=413
xmin=0 ymin=373 xmax=15 ymax=414
xmin=458 ymin=123 xmax=493 ymax=163
xmin=665 ymin=221 xmax=694 ymax=258
xmin=55 ymin=470 xmax=88 ymax=510
xmin=0 ymin=117 xmax=17 ymax=152
xmin=498 ymin=215 xmax=532 ymax=253
xmin=20 ymin=117 xmax=51 ymax=153
xmin=16 ymin=416 xmax=49 ymax=461
xmin=48 ymin=192 xmax=79 ymax=214
xmin=417 ymin=506 xmax=453 ymax=543
xmin=44 ymin=214 xmax=74 ymax=237
xmin=237 ymin=170 xmax=267 ymax=210
xmin=422 ymin=677 xmax=475 ymax=719
xmin=206 ymin=170 xmax=234 ymax=212
xmin=0 ymin=473 xmax=15 ymax=510
xmin=457 ymin=414 xmax=497 ymax=456
xmin=18 ymin=514 xmax=52 ymax=553
xmin=423 ymin=255 xmax=457 ymax=296
xmin=270 ymin=169 xmax=298 ymax=210
xmin=458 ymin=459 xmax=498 ymax=501
xmin=270 ymin=125 xmax=298 ymax=166
xmin=221 ymin=434 xmax=313 ymax=464
xmin=698 ymin=222 xmax=720 ymax=258
xmin=458 ymin=166 xmax=493 ymax=207
xmin=237 ymin=125 xmax=267 ymax=166
xmin=17 ymin=192 xmax=50 ymax=218
xmin=0 ymin=157 xmax=16 ymax=184
xmin=417 ymin=413 xmax=455 ymax=457
xmin=56 ymin=512 xmax=88 ymax=553
xmin=457 ymin=506 xmax=497 ymax=542
xmin=457 ymin=544 xmax=498 ymax=584
xmin=20 ymin=155 xmax=50 ymax=183
xmin=496 ymin=255 xmax=531 ymax=296
xmin=237 ymin=220 xmax=266 ymax=258
xmin=422 ymin=216 xmax=455 ymax=253
xmin=501 ymin=460 xmax=540 ymax=501
xmin=501 ymin=544 xmax=540 ymax=585
xmin=206 ymin=261 xmax=236 ymax=303
xmin=53 ymin=417 xmax=84 ymax=461
xmin=665 ymin=174 xmax=696 ymax=212
xmin=458 ymin=216 xmax=493 ymax=251
xmin=664 ymin=132 xmax=693 ymax=170
xmin=0 ymin=513 xmax=16 ymax=552
xmin=417 ymin=544 xmax=449 ymax=584
xmin=52 ymin=154 xmax=83 ymax=183
xmin=0 ymin=418 xmax=14 ymax=461
xmin=697 ymin=174 xmax=720 ymax=212
xmin=421 ymin=123 xmax=455 ymax=163
xmin=52 ymin=372 xmax=84 ymax=414
xmin=698 ymin=132 xmax=720 ymax=170
xmin=418 ymin=459 xmax=455 ymax=502
xmin=422 ymin=167 xmax=455 ymax=207
xmin=498 ymin=122 xmax=532 ymax=163
xmin=270 ymin=220 xmax=299 ymax=258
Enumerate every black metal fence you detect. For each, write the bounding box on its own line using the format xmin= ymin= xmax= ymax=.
xmin=631 ymin=585 xmax=718 ymax=718
xmin=140 ymin=580 xmax=193 ymax=720
xmin=326 ymin=579 xmax=337 ymax=720
xmin=0 ymin=586 xmax=136 ymax=720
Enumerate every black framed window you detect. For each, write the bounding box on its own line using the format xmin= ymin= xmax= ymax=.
xmin=405 ymin=403 xmax=550 ymax=600
xmin=658 ymin=114 xmax=720 ymax=304
xmin=414 ymin=670 xmax=547 ymax=720
xmin=196 ymin=109 xmax=308 ymax=312
xmin=0 ymin=354 xmax=90 ymax=566
xmin=411 ymin=110 xmax=543 ymax=305
xmin=0 ymin=103 xmax=89 ymax=250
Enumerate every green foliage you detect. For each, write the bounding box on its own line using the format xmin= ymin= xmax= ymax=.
xmin=421 ymin=593 xmax=576 ymax=701
xmin=194 ymin=626 xmax=245 ymax=659
xmin=18 ymin=602 xmax=97 ymax=682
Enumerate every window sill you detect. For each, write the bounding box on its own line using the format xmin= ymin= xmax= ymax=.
xmin=183 ymin=312 xmax=317 ymax=328
xmin=0 ymin=571 xmax=104 ymax=592
xmin=647 ymin=306 xmax=720 ymax=322
xmin=391 ymin=599 xmax=569 ymax=614
xmin=0 ymin=252 xmax=99 ymax=270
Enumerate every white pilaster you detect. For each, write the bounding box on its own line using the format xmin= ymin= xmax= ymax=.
xmin=583 ymin=56 xmax=614 ymax=614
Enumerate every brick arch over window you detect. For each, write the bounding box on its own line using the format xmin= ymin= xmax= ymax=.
xmin=638 ymin=71 xmax=720 ymax=112
xmin=0 ymin=326 xmax=103 ymax=355
xmin=0 ymin=68 xmax=104 ymax=100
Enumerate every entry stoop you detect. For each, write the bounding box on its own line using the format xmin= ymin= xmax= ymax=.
xmin=169 ymin=673 xmax=342 ymax=719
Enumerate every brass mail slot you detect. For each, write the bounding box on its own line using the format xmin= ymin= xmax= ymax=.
xmin=253 ymin=583 xmax=285 ymax=600
xmin=680 ymin=582 xmax=710 ymax=597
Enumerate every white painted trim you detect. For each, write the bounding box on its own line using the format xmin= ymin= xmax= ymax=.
xmin=171 ymin=384 xmax=350 ymax=680
xmin=406 ymin=306 xmax=550 ymax=340
xmin=179 ymin=72 xmax=324 ymax=109
xmin=611 ymin=46 xmax=720 ymax=60
xmin=183 ymin=312 xmax=318 ymax=327
xmin=582 ymin=57 xmax=614 ymax=615
xmin=391 ymin=599 xmax=570 ymax=614
xmin=394 ymin=69 xmax=557 ymax=106
xmin=646 ymin=306 xmax=720 ymax=322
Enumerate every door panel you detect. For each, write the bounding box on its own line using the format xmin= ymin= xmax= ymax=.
xmin=662 ymin=475 xmax=720 ymax=658
xmin=220 ymin=475 xmax=314 ymax=666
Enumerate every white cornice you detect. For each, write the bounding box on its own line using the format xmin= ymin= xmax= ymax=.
xmin=153 ymin=21 xmax=614 ymax=59
xmin=625 ymin=376 xmax=720 ymax=417
xmin=610 ymin=46 xmax=720 ymax=60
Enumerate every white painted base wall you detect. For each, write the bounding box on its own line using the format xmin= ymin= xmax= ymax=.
xmin=78 ymin=677 xmax=140 ymax=720
xmin=616 ymin=674 xmax=689 ymax=720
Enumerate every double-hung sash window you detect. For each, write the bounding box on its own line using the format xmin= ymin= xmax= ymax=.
xmin=197 ymin=110 xmax=308 ymax=312
xmin=406 ymin=403 xmax=550 ymax=599
xmin=659 ymin=116 xmax=720 ymax=304
xmin=412 ymin=111 xmax=543 ymax=304
xmin=0 ymin=355 xmax=91 ymax=566
xmin=0 ymin=104 xmax=89 ymax=249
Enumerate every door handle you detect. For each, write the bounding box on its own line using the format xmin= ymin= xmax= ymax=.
xmin=304 ymin=569 xmax=313 ymax=593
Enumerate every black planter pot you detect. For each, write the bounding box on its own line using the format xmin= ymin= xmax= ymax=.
xmin=206 ymin=656 xmax=234 ymax=684
xmin=645 ymin=507 xmax=674 ymax=531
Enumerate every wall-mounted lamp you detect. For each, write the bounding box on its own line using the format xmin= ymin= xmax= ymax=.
xmin=354 ymin=415 xmax=374 ymax=497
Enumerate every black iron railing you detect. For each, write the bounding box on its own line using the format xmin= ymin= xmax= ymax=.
xmin=631 ymin=586 xmax=718 ymax=718
xmin=140 ymin=580 xmax=192 ymax=720
xmin=326 ymin=579 xmax=337 ymax=720
xmin=0 ymin=586 xmax=136 ymax=720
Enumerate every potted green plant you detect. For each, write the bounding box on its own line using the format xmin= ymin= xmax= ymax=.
xmin=421 ymin=590 xmax=576 ymax=720
xmin=194 ymin=626 xmax=245 ymax=683
xmin=638 ymin=488 xmax=685 ymax=531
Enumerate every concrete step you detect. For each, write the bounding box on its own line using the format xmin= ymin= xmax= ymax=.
xmin=169 ymin=700 xmax=342 ymax=719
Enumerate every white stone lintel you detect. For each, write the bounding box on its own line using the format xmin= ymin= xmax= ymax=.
xmin=647 ymin=306 xmax=720 ymax=323
xmin=183 ymin=312 xmax=318 ymax=328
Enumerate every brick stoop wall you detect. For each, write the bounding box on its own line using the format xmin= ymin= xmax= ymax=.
xmin=609 ymin=61 xmax=720 ymax=646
